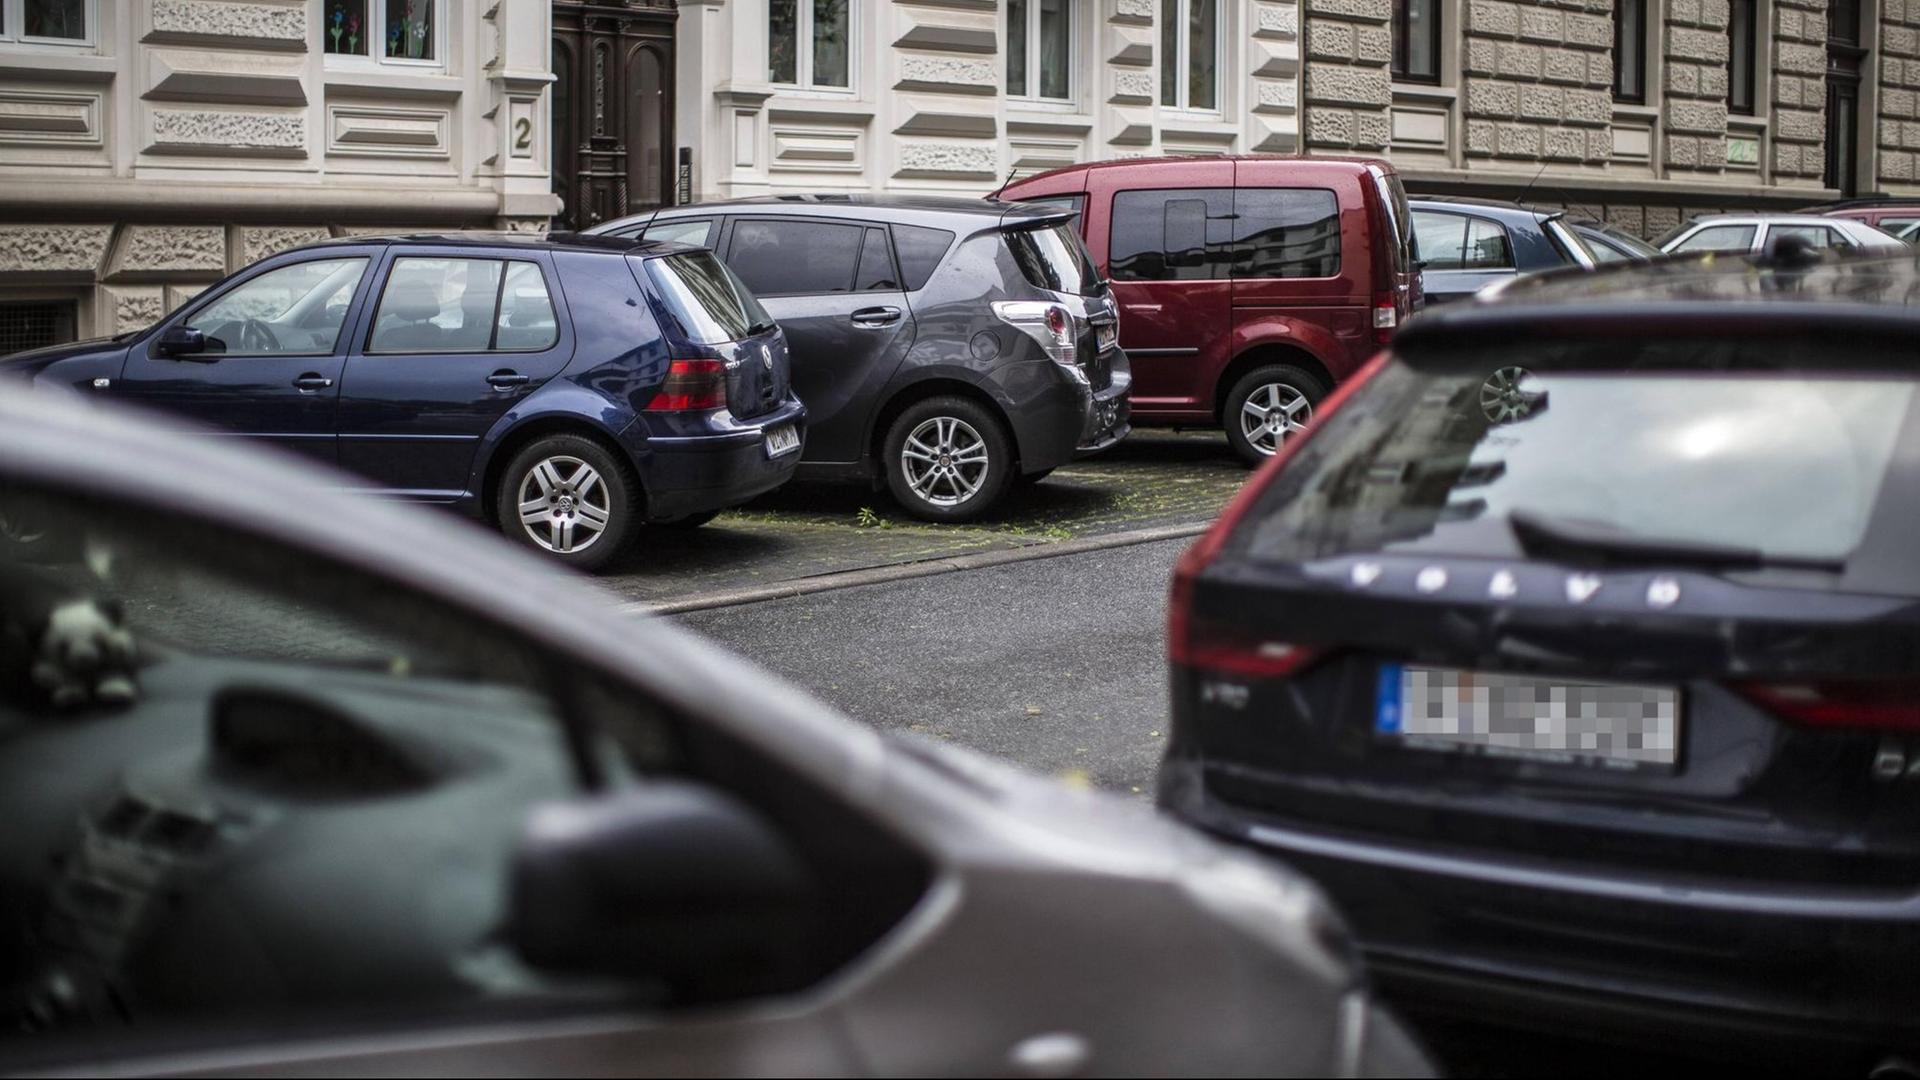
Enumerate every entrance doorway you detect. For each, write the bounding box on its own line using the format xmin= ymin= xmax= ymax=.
xmin=551 ymin=1 xmax=677 ymax=230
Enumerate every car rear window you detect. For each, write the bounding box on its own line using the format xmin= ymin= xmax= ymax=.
xmin=643 ymin=250 xmax=773 ymax=345
xmin=892 ymin=224 xmax=955 ymax=291
xmin=1230 ymin=337 xmax=1920 ymax=590
xmin=1005 ymin=221 xmax=1104 ymax=296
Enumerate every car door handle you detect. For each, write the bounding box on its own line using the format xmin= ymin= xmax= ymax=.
xmin=850 ymin=306 xmax=902 ymax=328
xmin=487 ymin=370 xmax=531 ymax=389
xmin=292 ymin=374 xmax=334 ymax=392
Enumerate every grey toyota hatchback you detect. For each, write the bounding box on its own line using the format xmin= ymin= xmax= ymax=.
xmin=0 ymin=392 xmax=1426 ymax=1076
xmin=590 ymin=196 xmax=1132 ymax=522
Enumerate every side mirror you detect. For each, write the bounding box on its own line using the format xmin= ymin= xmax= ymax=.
xmin=154 ymin=326 xmax=207 ymax=358
xmin=509 ymin=782 xmax=818 ymax=1003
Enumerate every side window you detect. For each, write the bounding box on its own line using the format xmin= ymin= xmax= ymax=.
xmin=854 ymin=227 xmax=899 ymax=291
xmin=642 ymin=218 xmax=715 ymax=249
xmin=1585 ymin=236 xmax=1634 ymax=264
xmin=495 ymin=262 xmax=559 ymax=350
xmin=1670 ymin=224 xmax=1757 ymax=253
xmin=1232 ymin=188 xmax=1341 ymax=279
xmin=891 ymin=224 xmax=957 ymax=291
xmin=1412 ymin=211 xmax=1471 ymax=270
xmin=370 ymin=258 xmax=504 ymax=353
xmin=1462 ymin=217 xmax=1515 ymax=269
xmin=183 ymin=258 xmax=369 ymax=356
xmin=725 ymin=219 xmax=866 ymax=296
xmin=1109 ymin=188 xmax=1234 ymax=281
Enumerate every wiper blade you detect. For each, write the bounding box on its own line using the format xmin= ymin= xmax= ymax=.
xmin=748 ymin=320 xmax=779 ymax=336
xmin=1508 ymin=509 xmax=1846 ymax=572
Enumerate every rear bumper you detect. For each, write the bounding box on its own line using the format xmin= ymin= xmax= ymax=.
xmin=629 ymin=399 xmax=805 ymax=521
xmin=1158 ymin=756 xmax=1920 ymax=1060
xmin=1002 ymin=350 xmax=1133 ymax=474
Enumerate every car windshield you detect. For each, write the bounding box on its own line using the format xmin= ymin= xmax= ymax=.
xmin=1230 ymin=337 xmax=1920 ymax=589
xmin=1005 ymin=222 xmax=1104 ymax=297
xmin=644 ymin=249 xmax=775 ymax=344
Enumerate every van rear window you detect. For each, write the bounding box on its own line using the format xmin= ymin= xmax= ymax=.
xmin=1006 ymin=222 xmax=1104 ymax=297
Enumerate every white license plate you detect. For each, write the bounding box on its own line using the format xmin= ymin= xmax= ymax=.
xmin=1096 ymin=324 xmax=1117 ymax=352
xmin=764 ymin=424 xmax=800 ymax=458
xmin=1375 ymin=664 xmax=1680 ymax=771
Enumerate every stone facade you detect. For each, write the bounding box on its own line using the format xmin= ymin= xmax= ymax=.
xmin=0 ymin=0 xmax=558 ymax=345
xmin=675 ymin=0 xmax=1303 ymax=200
xmin=1880 ymin=0 xmax=1920 ymax=183
xmin=1773 ymin=0 xmax=1829 ymax=181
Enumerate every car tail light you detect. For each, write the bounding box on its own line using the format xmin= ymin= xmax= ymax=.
xmin=1734 ymin=679 xmax=1920 ymax=732
xmin=1169 ymin=604 xmax=1323 ymax=679
xmin=1167 ymin=350 xmax=1393 ymax=671
xmin=992 ymin=300 xmax=1077 ymax=365
xmin=1371 ymin=292 xmax=1399 ymax=345
xmin=646 ymin=358 xmax=728 ymax=411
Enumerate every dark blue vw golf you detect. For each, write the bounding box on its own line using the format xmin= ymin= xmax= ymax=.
xmin=0 ymin=233 xmax=804 ymax=571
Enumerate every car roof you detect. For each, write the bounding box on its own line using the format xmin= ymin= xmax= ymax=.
xmin=294 ymin=230 xmax=685 ymax=257
xmin=637 ymin=194 xmax=1071 ymax=229
xmin=1399 ymin=249 xmax=1920 ymax=349
xmin=1008 ymin=153 xmax=1393 ymax=186
xmin=1408 ymin=195 xmax=1562 ymax=224
xmin=1681 ymin=213 xmax=1873 ymax=226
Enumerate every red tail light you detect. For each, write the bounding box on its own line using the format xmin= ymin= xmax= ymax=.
xmin=1371 ymin=291 xmax=1399 ymax=345
xmin=1167 ymin=350 xmax=1392 ymax=673
xmin=1169 ymin=605 xmax=1323 ymax=679
xmin=1735 ymin=679 xmax=1920 ymax=732
xmin=646 ymin=358 xmax=728 ymax=411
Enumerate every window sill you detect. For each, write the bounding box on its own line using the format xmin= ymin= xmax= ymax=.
xmin=1392 ymin=82 xmax=1457 ymax=103
xmin=1612 ymin=102 xmax=1660 ymax=121
xmin=0 ymin=50 xmax=114 ymax=83
xmin=1008 ymin=97 xmax=1084 ymax=115
xmin=767 ymin=97 xmax=877 ymax=123
xmin=325 ymin=67 xmax=464 ymax=101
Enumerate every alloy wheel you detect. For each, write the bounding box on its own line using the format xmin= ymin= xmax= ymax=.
xmin=900 ymin=416 xmax=989 ymax=507
xmin=1480 ymin=366 xmax=1535 ymax=424
xmin=1238 ymin=382 xmax=1313 ymax=456
xmin=515 ymin=455 xmax=612 ymax=554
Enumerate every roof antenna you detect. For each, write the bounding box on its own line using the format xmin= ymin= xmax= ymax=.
xmin=1517 ymin=162 xmax=1548 ymax=211
xmin=990 ymin=166 xmax=1021 ymax=202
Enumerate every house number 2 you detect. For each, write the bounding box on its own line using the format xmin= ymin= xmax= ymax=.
xmin=514 ymin=117 xmax=532 ymax=151
xmin=508 ymin=101 xmax=537 ymax=159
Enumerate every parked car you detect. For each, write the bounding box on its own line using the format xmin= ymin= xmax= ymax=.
xmin=588 ymin=197 xmax=1131 ymax=522
xmin=0 ymin=390 xmax=1430 ymax=1077
xmin=1158 ymin=252 xmax=1920 ymax=1072
xmin=1810 ymin=195 xmax=1920 ymax=242
xmin=0 ymin=233 xmax=803 ymax=572
xmin=1408 ymin=196 xmax=1599 ymax=305
xmin=1658 ymin=212 xmax=1906 ymax=257
xmin=1567 ymin=218 xmax=1663 ymax=263
xmin=999 ymin=156 xmax=1418 ymax=465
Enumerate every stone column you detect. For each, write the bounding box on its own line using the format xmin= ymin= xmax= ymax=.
xmin=1664 ymin=0 xmax=1733 ymax=173
xmin=1304 ymin=0 xmax=1392 ymax=151
xmin=1460 ymin=0 xmax=1613 ymax=169
xmin=1880 ymin=0 xmax=1920 ymax=186
xmin=1772 ymin=0 xmax=1829 ymax=184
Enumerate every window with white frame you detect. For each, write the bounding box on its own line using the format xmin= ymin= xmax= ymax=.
xmin=322 ymin=0 xmax=442 ymax=65
xmin=1007 ymin=0 xmax=1072 ymax=101
xmin=0 ymin=0 xmax=93 ymax=46
xmin=769 ymin=0 xmax=852 ymax=89
xmin=1159 ymin=0 xmax=1220 ymax=112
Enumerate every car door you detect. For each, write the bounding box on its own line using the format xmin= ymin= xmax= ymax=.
xmin=1097 ymin=172 xmax=1236 ymax=418
xmin=1411 ymin=210 xmax=1518 ymax=304
xmin=334 ymin=250 xmax=574 ymax=499
xmin=114 ymin=251 xmax=377 ymax=465
xmin=720 ymin=215 xmax=916 ymax=465
xmin=1766 ymin=222 xmax=1855 ymax=254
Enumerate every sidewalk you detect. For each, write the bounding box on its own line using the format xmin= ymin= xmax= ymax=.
xmin=593 ymin=429 xmax=1249 ymax=608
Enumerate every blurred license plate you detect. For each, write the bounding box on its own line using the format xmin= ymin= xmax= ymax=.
xmin=764 ymin=424 xmax=800 ymax=458
xmin=1375 ymin=664 xmax=1679 ymax=771
xmin=1096 ymin=324 xmax=1117 ymax=351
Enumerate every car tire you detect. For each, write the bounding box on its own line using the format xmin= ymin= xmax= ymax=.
xmin=657 ymin=509 xmax=721 ymax=529
xmin=882 ymin=396 xmax=1013 ymax=523
xmin=1223 ymin=364 xmax=1327 ymax=467
xmin=495 ymin=434 xmax=638 ymax=573
xmin=0 ymin=493 xmax=70 ymax=564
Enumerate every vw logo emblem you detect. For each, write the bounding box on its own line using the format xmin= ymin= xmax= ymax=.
xmin=761 ymin=344 xmax=774 ymax=371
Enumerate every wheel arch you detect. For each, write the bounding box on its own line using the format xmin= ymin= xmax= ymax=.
xmin=868 ymin=377 xmax=1020 ymax=472
xmin=477 ymin=417 xmax=644 ymax=523
xmin=1212 ymin=342 xmax=1336 ymax=425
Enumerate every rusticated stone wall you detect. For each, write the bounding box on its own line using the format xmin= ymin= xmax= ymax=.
xmin=1304 ymin=0 xmax=1394 ymax=150
xmin=1461 ymin=0 xmax=1614 ymax=165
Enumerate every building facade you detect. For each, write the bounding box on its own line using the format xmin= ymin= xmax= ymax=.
xmin=0 ymin=0 xmax=557 ymax=350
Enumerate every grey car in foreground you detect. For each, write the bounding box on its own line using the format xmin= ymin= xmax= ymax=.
xmin=0 ymin=393 xmax=1426 ymax=1076
xmin=589 ymin=196 xmax=1132 ymax=523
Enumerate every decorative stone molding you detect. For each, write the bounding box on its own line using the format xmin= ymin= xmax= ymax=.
xmin=0 ymin=225 xmax=113 ymax=276
xmin=771 ymin=128 xmax=863 ymax=170
xmin=326 ymin=104 xmax=450 ymax=158
xmin=0 ymin=89 xmax=102 ymax=147
xmin=893 ymin=141 xmax=998 ymax=179
xmin=894 ymin=111 xmax=999 ymax=138
xmin=893 ymin=24 xmax=999 ymax=54
xmin=109 ymin=287 xmax=167 ymax=334
xmin=145 ymin=49 xmax=308 ymax=107
xmin=239 ymin=226 xmax=332 ymax=266
xmin=895 ymin=56 xmax=999 ymax=94
xmin=147 ymin=109 xmax=307 ymax=157
xmin=147 ymin=0 xmax=308 ymax=51
xmin=106 ymin=225 xmax=228 ymax=281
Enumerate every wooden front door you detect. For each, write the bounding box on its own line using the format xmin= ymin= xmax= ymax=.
xmin=552 ymin=1 xmax=677 ymax=230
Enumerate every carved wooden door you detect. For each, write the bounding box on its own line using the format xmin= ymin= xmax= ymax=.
xmin=552 ymin=0 xmax=677 ymax=230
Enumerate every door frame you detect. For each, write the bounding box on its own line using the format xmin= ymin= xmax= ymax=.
xmin=552 ymin=1 xmax=679 ymax=231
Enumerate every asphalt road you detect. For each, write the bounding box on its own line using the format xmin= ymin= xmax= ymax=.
xmin=675 ymin=536 xmax=1189 ymax=796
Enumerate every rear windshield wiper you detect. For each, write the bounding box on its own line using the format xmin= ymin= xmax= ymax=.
xmin=747 ymin=319 xmax=778 ymax=336
xmin=1507 ymin=509 xmax=1847 ymax=572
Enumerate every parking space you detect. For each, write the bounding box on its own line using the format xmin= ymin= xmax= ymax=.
xmin=593 ymin=429 xmax=1250 ymax=608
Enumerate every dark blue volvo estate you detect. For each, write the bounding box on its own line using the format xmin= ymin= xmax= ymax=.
xmin=0 ymin=233 xmax=803 ymax=571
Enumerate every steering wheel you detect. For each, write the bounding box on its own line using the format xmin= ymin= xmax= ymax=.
xmin=238 ymin=318 xmax=280 ymax=353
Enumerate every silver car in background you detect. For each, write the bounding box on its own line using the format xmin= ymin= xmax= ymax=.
xmin=1659 ymin=212 xmax=1908 ymax=257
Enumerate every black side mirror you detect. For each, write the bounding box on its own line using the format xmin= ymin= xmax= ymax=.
xmin=154 ymin=326 xmax=208 ymax=359
xmin=509 ymin=782 xmax=818 ymax=1003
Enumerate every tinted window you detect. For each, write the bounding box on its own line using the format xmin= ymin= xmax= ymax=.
xmin=1006 ymin=222 xmax=1104 ymax=296
xmin=891 ymin=224 xmax=956 ymax=291
xmin=855 ymin=227 xmax=899 ymax=291
xmin=1231 ymin=341 xmax=1917 ymax=589
xmin=370 ymin=258 xmax=505 ymax=353
xmin=1412 ymin=211 xmax=1515 ymax=271
xmin=1770 ymin=224 xmax=1851 ymax=249
xmin=727 ymin=219 xmax=865 ymax=296
xmin=645 ymin=250 xmax=774 ymax=345
xmin=186 ymin=258 xmax=367 ymax=356
xmin=1109 ymin=188 xmax=1233 ymax=281
xmin=643 ymin=218 xmax=716 ymax=248
xmin=1584 ymin=235 xmax=1636 ymax=264
xmin=494 ymin=261 xmax=558 ymax=350
xmin=1671 ymin=224 xmax=1757 ymax=253
xmin=1372 ymin=171 xmax=1413 ymax=274
xmin=1233 ymin=188 xmax=1341 ymax=279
